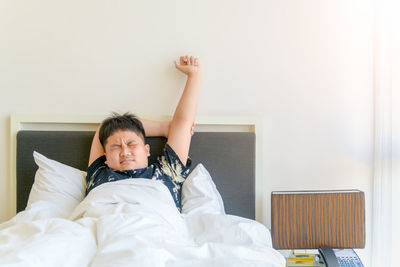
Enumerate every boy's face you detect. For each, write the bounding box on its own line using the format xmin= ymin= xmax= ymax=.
xmin=104 ymin=130 xmax=150 ymax=171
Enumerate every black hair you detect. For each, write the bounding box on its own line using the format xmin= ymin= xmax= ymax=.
xmin=99 ymin=112 xmax=146 ymax=149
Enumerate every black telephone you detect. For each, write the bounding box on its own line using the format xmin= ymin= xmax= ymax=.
xmin=318 ymin=247 xmax=364 ymax=267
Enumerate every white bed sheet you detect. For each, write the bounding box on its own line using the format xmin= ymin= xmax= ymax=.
xmin=0 ymin=179 xmax=285 ymax=267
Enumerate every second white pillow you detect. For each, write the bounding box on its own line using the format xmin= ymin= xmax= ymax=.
xmin=181 ymin=163 xmax=225 ymax=215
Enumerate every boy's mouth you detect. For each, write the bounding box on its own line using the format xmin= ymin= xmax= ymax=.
xmin=120 ymin=158 xmax=134 ymax=164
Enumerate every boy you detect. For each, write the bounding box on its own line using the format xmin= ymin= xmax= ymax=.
xmin=86 ymin=55 xmax=201 ymax=212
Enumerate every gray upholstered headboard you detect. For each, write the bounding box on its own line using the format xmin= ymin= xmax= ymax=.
xmin=16 ymin=131 xmax=256 ymax=219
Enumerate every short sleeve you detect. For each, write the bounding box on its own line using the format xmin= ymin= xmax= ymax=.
xmin=86 ymin=155 xmax=107 ymax=194
xmin=154 ymin=144 xmax=192 ymax=184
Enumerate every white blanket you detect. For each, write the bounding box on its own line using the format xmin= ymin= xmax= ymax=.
xmin=0 ymin=179 xmax=285 ymax=267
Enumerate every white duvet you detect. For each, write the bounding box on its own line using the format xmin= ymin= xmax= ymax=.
xmin=0 ymin=179 xmax=285 ymax=267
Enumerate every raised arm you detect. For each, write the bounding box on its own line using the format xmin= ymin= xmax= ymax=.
xmin=167 ymin=55 xmax=201 ymax=165
xmin=88 ymin=119 xmax=170 ymax=166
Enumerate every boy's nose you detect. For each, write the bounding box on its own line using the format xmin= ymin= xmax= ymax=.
xmin=120 ymin=145 xmax=131 ymax=156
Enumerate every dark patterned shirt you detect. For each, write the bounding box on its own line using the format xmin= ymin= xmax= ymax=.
xmin=85 ymin=144 xmax=191 ymax=211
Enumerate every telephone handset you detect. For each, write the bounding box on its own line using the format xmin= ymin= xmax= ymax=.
xmin=318 ymin=247 xmax=364 ymax=267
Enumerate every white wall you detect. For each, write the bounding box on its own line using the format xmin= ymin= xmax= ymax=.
xmin=0 ymin=0 xmax=374 ymax=265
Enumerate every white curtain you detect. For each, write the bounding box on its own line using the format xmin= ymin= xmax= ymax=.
xmin=371 ymin=0 xmax=400 ymax=266
xmin=391 ymin=4 xmax=400 ymax=262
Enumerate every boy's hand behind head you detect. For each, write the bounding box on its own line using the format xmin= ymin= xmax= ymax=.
xmin=174 ymin=55 xmax=201 ymax=77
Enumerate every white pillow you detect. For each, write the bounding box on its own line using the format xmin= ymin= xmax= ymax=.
xmin=27 ymin=151 xmax=87 ymax=218
xmin=181 ymin=163 xmax=225 ymax=215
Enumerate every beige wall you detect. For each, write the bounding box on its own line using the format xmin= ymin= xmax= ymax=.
xmin=0 ymin=0 xmax=373 ymax=265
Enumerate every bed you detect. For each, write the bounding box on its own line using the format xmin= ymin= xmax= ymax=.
xmin=1 ymin=115 xmax=285 ymax=267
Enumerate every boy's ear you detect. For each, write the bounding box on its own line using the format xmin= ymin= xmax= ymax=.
xmin=104 ymin=152 xmax=108 ymax=165
xmin=145 ymin=144 xmax=150 ymax=156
